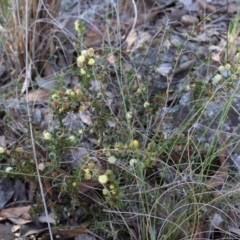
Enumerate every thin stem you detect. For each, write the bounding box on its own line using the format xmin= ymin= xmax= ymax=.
xmin=24 ymin=0 xmax=53 ymax=239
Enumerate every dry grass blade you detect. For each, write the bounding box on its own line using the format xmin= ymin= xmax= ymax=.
xmin=6 ymin=0 xmax=61 ymax=78
xmin=207 ymin=134 xmax=228 ymax=189
xmin=207 ymin=152 xmax=227 ymax=188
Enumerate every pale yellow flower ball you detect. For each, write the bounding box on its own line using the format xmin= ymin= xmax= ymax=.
xmin=77 ymin=62 xmax=83 ymax=68
xmin=81 ymin=50 xmax=88 ymax=57
xmin=79 ymin=105 xmax=86 ymax=112
xmin=88 ymin=58 xmax=95 ymax=66
xmin=214 ymin=74 xmax=222 ymax=82
xmin=65 ymin=89 xmax=71 ymax=95
xmin=65 ymin=89 xmax=75 ymax=96
xmin=75 ymin=88 xmax=83 ymax=97
xmin=98 ymin=174 xmax=108 ymax=184
xmin=15 ymin=147 xmax=24 ymax=153
xmin=77 ymin=55 xmax=86 ymax=64
xmin=126 ymin=112 xmax=132 ymax=120
xmin=84 ymin=173 xmax=92 ymax=180
xmin=68 ymin=135 xmax=75 ymax=142
xmin=218 ymin=65 xmax=225 ymax=72
xmin=43 ymin=132 xmax=52 ymax=140
xmin=51 ymin=94 xmax=58 ymax=100
xmin=80 ymin=68 xmax=86 ymax=75
xmin=102 ymin=188 xmax=109 ymax=195
xmin=5 ymin=167 xmax=13 ymax=172
xmin=72 ymin=182 xmax=77 ymax=187
xmin=225 ymin=63 xmax=231 ymax=70
xmin=143 ymin=102 xmax=150 ymax=108
xmin=129 ymin=159 xmax=138 ymax=167
xmin=131 ymin=140 xmax=139 ymax=148
xmin=0 ymin=147 xmax=5 ymax=154
xmin=111 ymin=189 xmax=117 ymax=195
xmin=74 ymin=20 xmax=81 ymax=32
xmin=135 ymin=86 xmax=146 ymax=93
xmin=87 ymin=47 xmax=94 ymax=57
xmin=84 ymin=168 xmax=91 ymax=174
xmin=38 ymin=163 xmax=45 ymax=171
xmin=108 ymin=156 xmax=116 ymax=164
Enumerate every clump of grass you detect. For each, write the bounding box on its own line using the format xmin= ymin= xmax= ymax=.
xmin=2 ymin=4 xmax=240 ymax=240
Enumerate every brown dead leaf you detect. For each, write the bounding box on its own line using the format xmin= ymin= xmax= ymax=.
xmin=106 ymin=54 xmax=118 ymax=64
xmin=211 ymin=52 xmax=221 ymax=62
xmin=44 ymin=61 xmax=54 ymax=78
xmin=126 ymin=29 xmax=137 ymax=53
xmin=8 ymin=107 xmax=21 ymax=121
xmin=24 ymin=89 xmax=49 ymax=102
xmin=79 ymin=179 xmax=100 ymax=193
xmin=79 ymin=110 xmax=93 ymax=125
xmin=0 ymin=206 xmax=31 ymax=220
xmin=197 ymin=0 xmax=216 ymax=12
xmin=181 ymin=15 xmax=199 ymax=26
xmin=84 ymin=24 xmax=106 ymax=47
xmin=8 ymin=216 xmax=32 ymax=225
